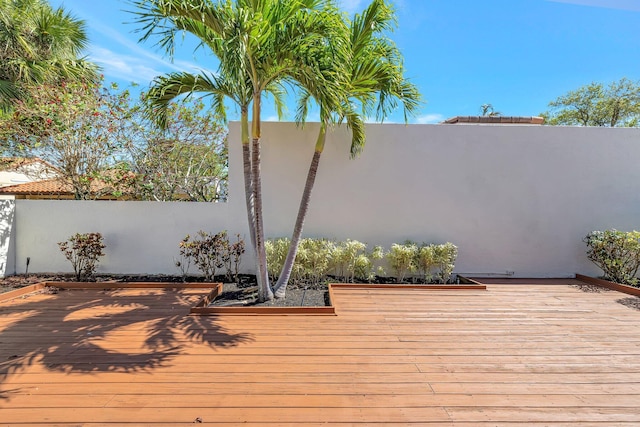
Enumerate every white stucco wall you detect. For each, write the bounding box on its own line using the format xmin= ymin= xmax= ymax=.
xmin=252 ymin=122 xmax=640 ymax=278
xmin=4 ymin=122 xmax=640 ymax=277
xmin=10 ymin=200 xmax=243 ymax=275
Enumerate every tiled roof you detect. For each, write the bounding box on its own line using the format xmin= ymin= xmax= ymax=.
xmin=442 ymin=116 xmax=545 ymax=125
xmin=0 ymin=179 xmax=70 ymax=194
xmin=0 ymin=177 xmax=128 ymax=196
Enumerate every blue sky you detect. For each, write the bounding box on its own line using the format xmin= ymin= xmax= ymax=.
xmin=49 ymin=0 xmax=640 ymax=124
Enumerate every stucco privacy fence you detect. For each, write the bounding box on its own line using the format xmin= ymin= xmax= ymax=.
xmin=2 ymin=122 xmax=640 ymax=278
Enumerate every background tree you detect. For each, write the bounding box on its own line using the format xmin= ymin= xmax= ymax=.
xmin=128 ymin=100 xmax=228 ymax=202
xmin=0 ymin=79 xmax=130 ymax=199
xmin=480 ymin=103 xmax=501 ymax=117
xmin=0 ymin=0 xmax=96 ymax=113
xmin=0 ymin=79 xmax=228 ymax=200
xmin=541 ymin=78 xmax=640 ymax=127
xmin=132 ymin=0 xmax=349 ymax=301
xmin=273 ymin=0 xmax=421 ymax=297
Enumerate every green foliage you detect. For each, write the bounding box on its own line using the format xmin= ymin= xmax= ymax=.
xmin=330 ymin=239 xmax=367 ymax=283
xmin=542 ymin=78 xmax=640 ymax=127
xmin=293 ymin=238 xmax=334 ymax=286
xmin=387 ymin=242 xmax=417 ymax=283
xmin=267 ymin=237 xmax=384 ymax=286
xmin=385 ymin=241 xmax=458 ymax=284
xmin=0 ymin=79 xmax=228 ymax=201
xmin=179 ymin=231 xmax=244 ymax=281
xmin=480 ymin=103 xmax=501 ymax=117
xmin=128 ymin=99 xmax=228 ymax=202
xmin=57 ymin=233 xmax=106 ymax=281
xmin=584 ymin=229 xmax=640 ymax=286
xmin=0 ymin=0 xmax=97 ymax=113
xmin=329 ymin=239 xmax=384 ymax=283
xmin=415 ymin=244 xmax=437 ymax=283
xmin=353 ymin=245 xmax=385 ymax=283
xmin=268 ymin=237 xmax=458 ymax=285
xmin=432 ymin=242 xmax=458 ymax=284
xmin=265 ymin=238 xmax=291 ymax=283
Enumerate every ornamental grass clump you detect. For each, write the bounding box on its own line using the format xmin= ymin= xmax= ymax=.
xmin=432 ymin=242 xmax=458 ymax=284
xmin=292 ymin=238 xmax=333 ymax=286
xmin=387 ymin=241 xmax=458 ymax=284
xmin=329 ymin=239 xmax=382 ymax=283
xmin=387 ymin=242 xmax=417 ymax=283
xmin=265 ymin=237 xmax=291 ymax=283
xmin=584 ymin=229 xmax=640 ymax=286
xmin=353 ymin=244 xmax=385 ymax=283
xmin=415 ymin=244 xmax=437 ymax=283
xmin=58 ymin=232 xmax=106 ymax=281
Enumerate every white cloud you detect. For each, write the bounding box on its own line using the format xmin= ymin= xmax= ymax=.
xmin=90 ymin=22 xmax=184 ymax=71
xmin=173 ymin=59 xmax=209 ymax=74
xmin=414 ymin=114 xmax=445 ymax=124
xmin=264 ymin=115 xmax=280 ymax=122
xmin=547 ymin=0 xmax=640 ymax=12
xmin=89 ymin=46 xmax=163 ymax=83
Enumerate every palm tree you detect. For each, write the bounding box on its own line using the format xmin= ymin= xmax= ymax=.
xmin=273 ymin=0 xmax=421 ymax=298
xmin=480 ymin=103 xmax=501 ymax=117
xmin=131 ymin=0 xmax=349 ymax=301
xmin=0 ymin=0 xmax=96 ymax=112
xmin=144 ymin=71 xmax=280 ymax=258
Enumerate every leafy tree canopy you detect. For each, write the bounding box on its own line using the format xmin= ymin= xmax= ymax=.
xmin=0 ymin=78 xmax=227 ymax=201
xmin=0 ymin=0 xmax=97 ymax=113
xmin=541 ymin=78 xmax=640 ymax=127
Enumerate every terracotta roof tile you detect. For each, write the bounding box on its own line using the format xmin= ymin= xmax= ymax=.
xmin=442 ymin=116 xmax=545 ymax=125
xmin=0 ymin=177 xmax=129 ymax=196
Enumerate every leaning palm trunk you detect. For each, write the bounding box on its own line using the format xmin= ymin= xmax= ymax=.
xmin=274 ymin=122 xmax=327 ymax=298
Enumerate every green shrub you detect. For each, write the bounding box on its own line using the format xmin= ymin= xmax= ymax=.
xmin=584 ymin=229 xmax=640 ymax=286
xmin=266 ymin=237 xmax=457 ymax=285
xmin=58 ymin=232 xmax=106 ymax=281
xmin=226 ymin=233 xmax=245 ymax=283
xmin=294 ymin=238 xmax=333 ymax=286
xmin=179 ymin=230 xmax=243 ymax=281
xmin=387 ymin=242 xmax=417 ymax=283
xmin=433 ymin=242 xmax=458 ymax=283
xmin=327 ymin=239 xmax=364 ymax=283
xmin=265 ymin=237 xmax=290 ymax=283
xmin=353 ymin=245 xmax=385 ymax=282
xmin=415 ymin=244 xmax=437 ymax=283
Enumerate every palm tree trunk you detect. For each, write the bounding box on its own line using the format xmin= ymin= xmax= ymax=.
xmin=273 ymin=122 xmax=327 ymax=298
xmin=251 ymin=96 xmax=273 ymax=302
xmin=240 ymin=108 xmax=257 ymax=251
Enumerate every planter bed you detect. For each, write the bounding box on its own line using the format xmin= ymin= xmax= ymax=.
xmin=190 ymin=282 xmax=487 ymax=316
xmin=576 ymin=274 xmax=640 ymax=297
xmin=0 ymin=281 xmax=219 ymax=304
xmin=1 ymin=279 xmax=487 ymax=315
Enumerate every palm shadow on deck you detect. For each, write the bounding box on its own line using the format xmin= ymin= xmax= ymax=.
xmin=0 ymin=287 xmax=253 ymax=401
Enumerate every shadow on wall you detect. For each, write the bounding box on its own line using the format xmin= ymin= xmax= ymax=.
xmin=0 ymin=200 xmax=15 ymax=277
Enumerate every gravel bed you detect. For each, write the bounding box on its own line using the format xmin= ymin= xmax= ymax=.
xmin=210 ymin=282 xmax=329 ymax=307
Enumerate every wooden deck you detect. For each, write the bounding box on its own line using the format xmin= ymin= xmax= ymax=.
xmin=1 ymin=278 xmax=640 ymax=426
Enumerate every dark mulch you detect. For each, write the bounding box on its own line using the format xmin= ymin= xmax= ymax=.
xmin=617 ymin=297 xmax=640 ymax=311
xmin=0 ymin=273 xmax=248 ymax=294
xmin=570 ymin=283 xmax=613 ymax=293
xmin=210 ymin=281 xmax=329 ymax=307
xmin=0 ymin=274 xmax=63 ymax=295
xmin=0 ymin=274 xmax=329 ymax=307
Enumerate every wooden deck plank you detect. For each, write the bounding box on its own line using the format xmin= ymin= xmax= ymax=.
xmin=1 ymin=280 xmax=640 ymax=424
